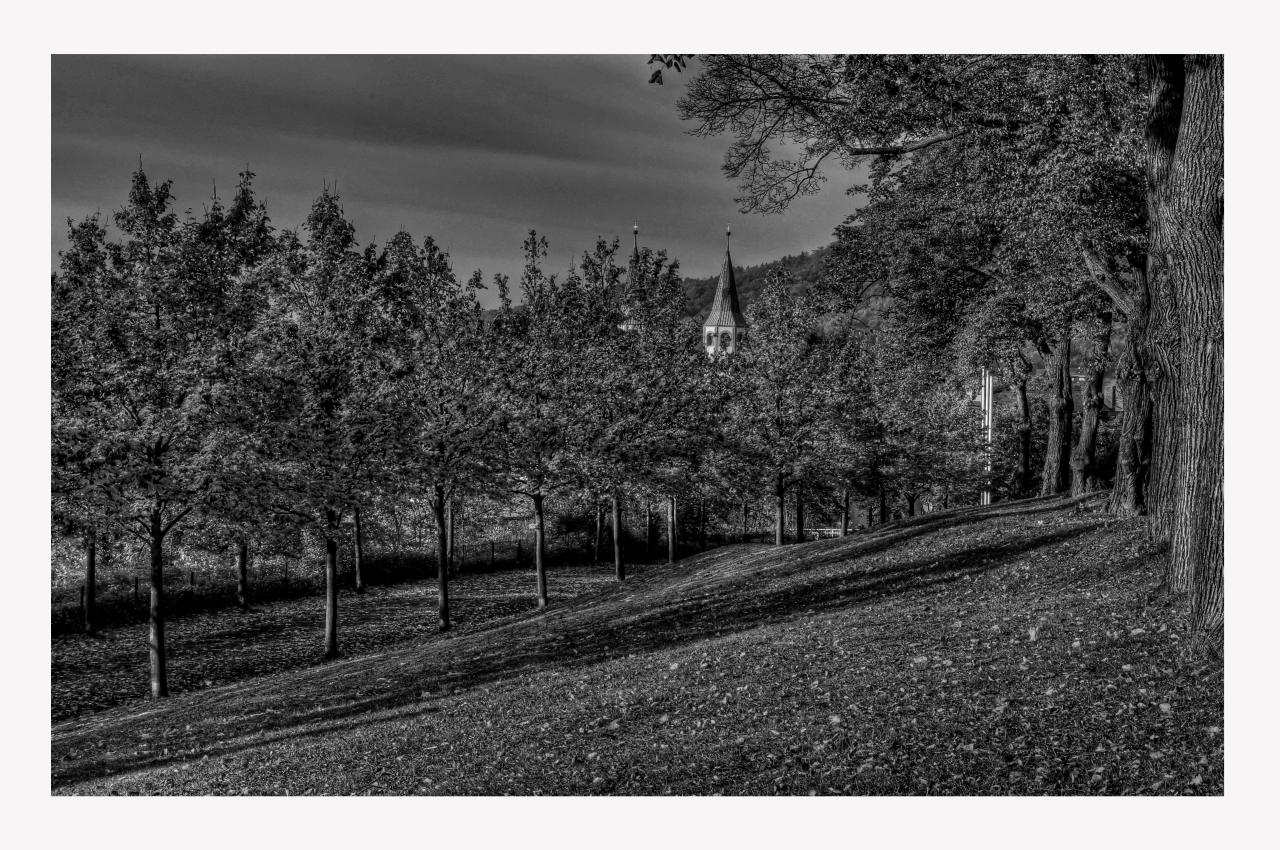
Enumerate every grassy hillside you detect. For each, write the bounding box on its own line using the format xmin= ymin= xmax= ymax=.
xmin=51 ymin=494 xmax=1222 ymax=796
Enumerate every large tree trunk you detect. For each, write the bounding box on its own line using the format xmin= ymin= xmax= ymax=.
xmin=1039 ymin=337 xmax=1074 ymax=496
xmin=432 ymin=485 xmax=451 ymax=631
xmin=352 ymin=507 xmax=365 ymax=594
xmin=323 ymin=515 xmax=340 ymax=660
xmin=1071 ymin=324 xmax=1111 ymax=496
xmin=148 ymin=511 xmax=167 ymax=698
xmin=236 ymin=539 xmax=249 ymax=610
xmin=840 ymin=488 xmax=850 ymax=537
xmin=906 ymin=493 xmax=918 ymax=517
xmin=1165 ymin=55 xmax=1224 ymax=647
xmin=1144 ymin=54 xmax=1187 ymax=548
xmin=612 ymin=493 xmax=625 ymax=581
xmin=533 ymin=493 xmax=548 ymax=606
xmin=774 ymin=474 xmax=786 ymax=546
xmin=1012 ymin=375 xmax=1033 ymax=498
xmin=84 ymin=533 xmax=96 ymax=635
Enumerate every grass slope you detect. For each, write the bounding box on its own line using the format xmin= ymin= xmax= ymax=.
xmin=51 ymin=494 xmax=1224 ymax=796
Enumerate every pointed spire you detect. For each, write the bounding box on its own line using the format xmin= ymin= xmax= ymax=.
xmin=703 ymin=224 xmax=746 ymax=332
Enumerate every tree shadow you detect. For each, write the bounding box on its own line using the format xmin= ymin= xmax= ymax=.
xmin=52 ymin=497 xmax=1101 ymax=790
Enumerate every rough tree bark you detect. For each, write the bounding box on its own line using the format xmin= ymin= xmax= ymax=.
xmin=236 ymin=539 xmax=249 ymax=610
xmin=432 ymin=485 xmax=451 ymax=631
xmin=84 ymin=533 xmax=96 ymax=635
xmin=352 ymin=507 xmax=365 ymax=594
xmin=1039 ymin=337 xmax=1074 ymax=496
xmin=1165 ymin=55 xmax=1223 ymax=647
xmin=1071 ymin=323 xmax=1112 ymax=496
xmin=532 ymin=493 xmax=548 ymax=606
xmin=1144 ymin=54 xmax=1188 ymax=547
xmin=612 ymin=493 xmax=624 ymax=581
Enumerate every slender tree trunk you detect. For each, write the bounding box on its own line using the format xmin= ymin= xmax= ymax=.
xmin=594 ymin=501 xmax=603 ymax=564
xmin=148 ymin=511 xmax=167 ymax=698
xmin=323 ymin=516 xmax=340 ymax=660
xmin=1012 ymin=375 xmax=1033 ymax=497
xmin=878 ymin=487 xmax=888 ymax=525
xmin=1165 ymin=55 xmax=1223 ymax=648
xmin=236 ymin=539 xmax=249 ymax=610
xmin=612 ymin=493 xmax=624 ymax=581
xmin=742 ymin=500 xmax=749 ymax=544
xmin=667 ymin=497 xmax=675 ymax=563
xmin=669 ymin=496 xmax=678 ymax=561
xmin=840 ymin=488 xmax=850 ymax=537
xmin=1072 ymin=327 xmax=1111 ymax=496
xmin=432 ymin=485 xmax=451 ymax=631
xmin=1040 ymin=337 xmax=1075 ymax=496
xmin=352 ymin=507 xmax=365 ymax=594
xmin=795 ymin=487 xmax=805 ymax=543
xmin=645 ymin=502 xmax=652 ymax=562
xmin=447 ymin=499 xmax=456 ymax=575
xmin=698 ymin=499 xmax=706 ymax=552
xmin=83 ymin=533 xmax=96 ymax=635
xmin=906 ymin=494 xmax=918 ymax=517
xmin=775 ymin=475 xmax=786 ymax=546
xmin=533 ymin=493 xmax=548 ymax=606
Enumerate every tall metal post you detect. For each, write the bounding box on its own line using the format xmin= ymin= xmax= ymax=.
xmin=980 ymin=368 xmax=994 ymax=505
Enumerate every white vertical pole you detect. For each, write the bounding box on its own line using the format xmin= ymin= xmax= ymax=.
xmin=981 ymin=369 xmax=993 ymax=506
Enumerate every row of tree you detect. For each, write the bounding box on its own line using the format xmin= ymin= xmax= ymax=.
xmin=671 ymin=53 xmax=1223 ymax=650
xmin=53 ymin=169 xmax=990 ymax=698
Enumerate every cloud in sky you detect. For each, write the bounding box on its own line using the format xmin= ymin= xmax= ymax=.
xmin=52 ymin=55 xmax=865 ymax=306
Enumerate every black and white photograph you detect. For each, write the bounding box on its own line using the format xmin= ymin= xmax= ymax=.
xmin=27 ymin=7 xmax=1263 ymax=845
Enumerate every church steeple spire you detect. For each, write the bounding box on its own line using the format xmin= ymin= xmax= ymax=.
xmin=703 ymin=224 xmax=747 ymax=355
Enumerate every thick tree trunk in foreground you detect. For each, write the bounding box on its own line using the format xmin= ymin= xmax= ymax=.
xmin=84 ymin=534 xmax=96 ymax=635
xmin=840 ymin=488 xmax=850 ymax=537
xmin=432 ymin=485 xmax=451 ymax=631
xmin=612 ymin=493 xmax=624 ymax=581
xmin=352 ymin=507 xmax=365 ymax=594
xmin=236 ymin=539 xmax=249 ymax=610
xmin=1040 ymin=337 xmax=1074 ymax=496
xmin=1071 ymin=328 xmax=1111 ymax=496
xmin=774 ymin=475 xmax=786 ymax=546
xmin=323 ymin=524 xmax=340 ymax=660
xmin=533 ymin=493 xmax=548 ymax=606
xmin=1165 ymin=54 xmax=1224 ymax=647
xmin=1012 ymin=376 xmax=1033 ymax=498
xmin=148 ymin=511 xmax=167 ymax=698
xmin=1144 ymin=54 xmax=1187 ymax=549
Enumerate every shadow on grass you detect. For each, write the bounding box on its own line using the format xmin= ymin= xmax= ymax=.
xmin=52 ymin=496 xmax=1103 ymax=790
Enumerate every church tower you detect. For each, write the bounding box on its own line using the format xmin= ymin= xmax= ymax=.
xmin=620 ymin=223 xmax=641 ymax=331
xmin=703 ymin=225 xmax=747 ymax=355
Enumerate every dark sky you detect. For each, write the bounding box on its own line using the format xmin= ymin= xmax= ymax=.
xmin=52 ymin=55 xmax=864 ymax=307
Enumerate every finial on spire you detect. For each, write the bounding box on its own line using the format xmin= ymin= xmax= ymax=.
xmin=726 ymin=224 xmax=731 ymax=250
